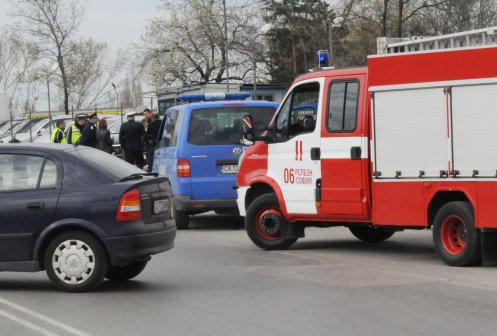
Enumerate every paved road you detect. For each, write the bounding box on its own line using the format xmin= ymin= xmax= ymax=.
xmin=1 ymin=214 xmax=497 ymax=336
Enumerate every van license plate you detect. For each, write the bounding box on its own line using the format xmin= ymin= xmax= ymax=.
xmin=153 ymin=199 xmax=168 ymax=214
xmin=221 ymin=165 xmax=238 ymax=174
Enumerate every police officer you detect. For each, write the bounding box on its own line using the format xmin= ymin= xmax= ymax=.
xmin=79 ymin=112 xmax=98 ymax=147
xmin=119 ymin=111 xmax=145 ymax=169
xmin=66 ymin=113 xmax=89 ymax=145
xmin=50 ymin=119 xmax=67 ymax=144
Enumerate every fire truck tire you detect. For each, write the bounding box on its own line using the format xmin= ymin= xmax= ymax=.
xmin=433 ymin=201 xmax=481 ymax=267
xmin=349 ymin=226 xmax=395 ymax=242
xmin=245 ymin=193 xmax=298 ymax=250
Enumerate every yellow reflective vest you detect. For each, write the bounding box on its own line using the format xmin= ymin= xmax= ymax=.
xmin=51 ymin=127 xmax=67 ymax=144
xmin=67 ymin=123 xmax=82 ymax=144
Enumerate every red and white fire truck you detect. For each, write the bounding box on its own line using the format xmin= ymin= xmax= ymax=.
xmin=237 ymin=27 xmax=497 ymax=266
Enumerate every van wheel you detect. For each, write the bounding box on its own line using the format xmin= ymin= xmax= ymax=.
xmin=173 ymin=206 xmax=189 ymax=230
xmin=433 ymin=201 xmax=481 ymax=266
xmin=245 ymin=193 xmax=297 ymax=250
xmin=170 ymin=195 xmax=189 ymax=229
xmin=106 ymin=261 xmax=148 ymax=281
xmin=349 ymin=226 xmax=395 ymax=242
xmin=44 ymin=230 xmax=108 ymax=292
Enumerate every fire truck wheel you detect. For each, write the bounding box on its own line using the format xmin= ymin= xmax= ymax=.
xmin=433 ymin=201 xmax=481 ymax=267
xmin=349 ymin=226 xmax=395 ymax=242
xmin=245 ymin=193 xmax=298 ymax=250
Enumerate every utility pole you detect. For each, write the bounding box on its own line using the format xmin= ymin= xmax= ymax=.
xmin=223 ymin=0 xmax=229 ymax=92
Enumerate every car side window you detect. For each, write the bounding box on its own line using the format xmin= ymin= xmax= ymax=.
xmin=39 ymin=159 xmax=57 ymax=188
xmin=327 ymin=81 xmax=359 ymax=132
xmin=0 ymin=154 xmax=57 ymax=192
xmin=274 ymin=82 xmax=320 ymax=141
xmin=162 ymin=110 xmax=180 ymax=147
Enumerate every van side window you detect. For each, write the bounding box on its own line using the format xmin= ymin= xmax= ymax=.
xmin=327 ymin=81 xmax=359 ymax=132
xmin=274 ymin=82 xmax=319 ymax=141
xmin=162 ymin=110 xmax=180 ymax=147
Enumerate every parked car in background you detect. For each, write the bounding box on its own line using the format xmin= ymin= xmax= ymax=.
xmin=8 ymin=116 xmax=72 ymax=143
xmin=0 ymin=144 xmax=176 ymax=292
xmin=0 ymin=120 xmax=21 ymax=139
xmin=153 ymin=93 xmax=278 ymax=229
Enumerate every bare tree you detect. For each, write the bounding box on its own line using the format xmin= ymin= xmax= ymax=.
xmin=10 ymin=0 xmax=87 ymax=115
xmin=141 ymin=0 xmax=262 ymax=88
xmin=0 ymin=28 xmax=40 ymax=108
xmin=63 ymin=38 xmax=124 ymax=109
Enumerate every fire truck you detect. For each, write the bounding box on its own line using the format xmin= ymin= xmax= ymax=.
xmin=237 ymin=27 xmax=497 ymax=266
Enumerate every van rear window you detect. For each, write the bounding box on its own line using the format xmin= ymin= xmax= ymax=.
xmin=188 ymin=106 xmax=276 ymax=145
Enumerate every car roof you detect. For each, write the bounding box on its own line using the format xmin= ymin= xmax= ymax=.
xmin=0 ymin=143 xmax=77 ymax=154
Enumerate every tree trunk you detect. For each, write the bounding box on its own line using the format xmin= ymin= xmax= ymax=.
xmin=397 ymin=0 xmax=404 ymax=37
xmin=57 ymin=54 xmax=69 ymax=115
xmin=382 ymin=0 xmax=389 ymax=36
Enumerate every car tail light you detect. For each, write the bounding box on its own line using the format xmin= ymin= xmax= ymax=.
xmin=177 ymin=158 xmax=191 ymax=177
xmin=116 ymin=189 xmax=141 ymax=221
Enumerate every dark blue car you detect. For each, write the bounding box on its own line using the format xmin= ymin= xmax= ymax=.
xmin=0 ymin=144 xmax=176 ymax=292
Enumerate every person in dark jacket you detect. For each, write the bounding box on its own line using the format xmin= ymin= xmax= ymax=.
xmin=96 ymin=118 xmax=114 ymax=153
xmin=145 ymin=112 xmax=161 ymax=172
xmin=79 ymin=112 xmax=98 ymax=147
xmin=119 ymin=111 xmax=145 ymax=169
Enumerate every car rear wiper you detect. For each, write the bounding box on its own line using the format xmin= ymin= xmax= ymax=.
xmin=119 ymin=172 xmax=158 ymax=182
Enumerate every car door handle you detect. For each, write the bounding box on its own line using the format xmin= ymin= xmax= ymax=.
xmin=310 ymin=148 xmax=320 ymax=160
xmin=351 ymin=147 xmax=362 ymax=160
xmin=27 ymin=202 xmax=43 ymax=210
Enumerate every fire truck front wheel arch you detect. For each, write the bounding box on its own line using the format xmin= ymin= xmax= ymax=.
xmin=433 ymin=201 xmax=482 ymax=267
xmin=245 ymin=193 xmax=298 ymax=250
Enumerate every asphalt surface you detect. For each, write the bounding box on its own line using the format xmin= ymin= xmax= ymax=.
xmin=1 ymin=214 xmax=497 ymax=336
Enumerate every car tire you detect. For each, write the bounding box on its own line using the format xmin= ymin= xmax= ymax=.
xmin=106 ymin=261 xmax=148 ymax=282
xmin=44 ymin=230 xmax=108 ymax=292
xmin=245 ymin=193 xmax=298 ymax=250
xmin=433 ymin=201 xmax=481 ymax=267
xmin=173 ymin=206 xmax=189 ymax=230
xmin=349 ymin=226 xmax=395 ymax=242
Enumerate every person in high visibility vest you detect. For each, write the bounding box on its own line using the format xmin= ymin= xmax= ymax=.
xmin=66 ymin=113 xmax=89 ymax=145
xmin=50 ymin=119 xmax=67 ymax=144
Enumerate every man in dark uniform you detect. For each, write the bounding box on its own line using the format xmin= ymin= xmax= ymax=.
xmin=145 ymin=112 xmax=161 ymax=172
xmin=119 ymin=111 xmax=145 ymax=169
xmin=66 ymin=113 xmax=88 ymax=144
xmin=79 ymin=112 xmax=98 ymax=147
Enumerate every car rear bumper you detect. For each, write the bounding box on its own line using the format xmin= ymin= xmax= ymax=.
xmin=102 ymin=220 xmax=176 ymax=266
xmin=174 ymin=195 xmax=238 ymax=213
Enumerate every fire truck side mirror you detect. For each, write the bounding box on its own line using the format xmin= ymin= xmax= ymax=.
xmin=242 ymin=115 xmax=254 ymax=141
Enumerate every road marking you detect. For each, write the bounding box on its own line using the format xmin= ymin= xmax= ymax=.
xmin=0 ymin=297 xmax=91 ymax=336
xmin=0 ymin=309 xmax=60 ymax=336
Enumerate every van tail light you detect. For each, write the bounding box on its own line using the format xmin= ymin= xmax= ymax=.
xmin=116 ymin=189 xmax=142 ymax=221
xmin=177 ymin=158 xmax=191 ymax=177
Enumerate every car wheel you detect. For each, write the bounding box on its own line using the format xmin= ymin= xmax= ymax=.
xmin=433 ymin=201 xmax=481 ymax=266
xmin=44 ymin=230 xmax=108 ymax=292
xmin=245 ymin=193 xmax=297 ymax=250
xmin=349 ymin=226 xmax=395 ymax=242
xmin=106 ymin=261 xmax=148 ymax=282
xmin=173 ymin=200 xmax=189 ymax=230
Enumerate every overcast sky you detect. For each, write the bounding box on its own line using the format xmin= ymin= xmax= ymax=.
xmin=0 ymin=0 xmax=161 ymax=52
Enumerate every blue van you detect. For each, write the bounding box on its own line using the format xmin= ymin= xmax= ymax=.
xmin=153 ymin=93 xmax=278 ymax=229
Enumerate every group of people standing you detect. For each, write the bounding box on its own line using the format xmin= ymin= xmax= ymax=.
xmin=119 ymin=108 xmax=161 ymax=171
xmin=51 ymin=113 xmax=113 ymax=153
xmin=50 ymin=108 xmax=160 ymax=172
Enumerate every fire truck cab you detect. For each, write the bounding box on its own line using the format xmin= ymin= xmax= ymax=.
xmin=237 ymin=27 xmax=497 ymax=266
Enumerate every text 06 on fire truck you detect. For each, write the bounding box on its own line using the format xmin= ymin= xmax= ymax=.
xmin=237 ymin=27 xmax=497 ymax=267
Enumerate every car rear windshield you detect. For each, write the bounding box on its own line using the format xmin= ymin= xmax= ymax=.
xmin=188 ymin=106 xmax=276 ymax=145
xmin=73 ymin=147 xmax=144 ymax=181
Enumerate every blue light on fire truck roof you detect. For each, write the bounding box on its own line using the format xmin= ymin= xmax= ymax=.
xmin=316 ymin=50 xmax=330 ymax=67
xmin=177 ymin=92 xmax=251 ymax=103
